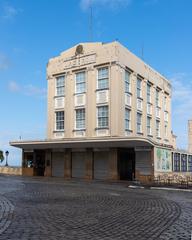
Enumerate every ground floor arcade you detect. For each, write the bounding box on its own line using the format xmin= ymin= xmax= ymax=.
xmin=10 ymin=138 xmax=173 ymax=183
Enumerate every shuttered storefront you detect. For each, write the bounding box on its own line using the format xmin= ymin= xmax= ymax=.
xmin=72 ymin=152 xmax=86 ymax=178
xmin=94 ymin=151 xmax=109 ymax=180
xmin=52 ymin=152 xmax=65 ymax=177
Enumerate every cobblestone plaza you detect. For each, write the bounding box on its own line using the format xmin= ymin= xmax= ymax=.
xmin=0 ymin=175 xmax=192 ymax=240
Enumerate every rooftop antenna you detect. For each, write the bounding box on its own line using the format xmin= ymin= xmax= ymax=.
xmin=89 ymin=0 xmax=93 ymax=42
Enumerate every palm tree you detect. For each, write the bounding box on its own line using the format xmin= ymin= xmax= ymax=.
xmin=0 ymin=150 xmax=4 ymax=163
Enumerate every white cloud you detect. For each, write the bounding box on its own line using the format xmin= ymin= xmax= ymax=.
xmin=8 ymin=81 xmax=20 ymax=92
xmin=24 ymin=84 xmax=47 ymax=97
xmin=8 ymin=81 xmax=47 ymax=98
xmin=80 ymin=0 xmax=132 ymax=11
xmin=1 ymin=4 xmax=21 ymax=20
xmin=0 ymin=53 xmax=10 ymax=70
xmin=170 ymin=72 xmax=192 ymax=150
xmin=171 ymin=73 xmax=192 ymax=116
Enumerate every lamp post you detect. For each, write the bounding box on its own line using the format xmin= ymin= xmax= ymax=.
xmin=5 ymin=151 xmax=9 ymax=167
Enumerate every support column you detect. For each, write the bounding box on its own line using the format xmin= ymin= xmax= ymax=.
xmin=64 ymin=149 xmax=72 ymax=179
xmin=109 ymin=148 xmax=118 ymax=180
xmin=85 ymin=148 xmax=93 ymax=180
xmin=44 ymin=150 xmax=52 ymax=177
xmin=151 ymin=147 xmax=155 ymax=181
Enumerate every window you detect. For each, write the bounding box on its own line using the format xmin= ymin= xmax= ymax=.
xmin=137 ymin=78 xmax=142 ymax=98
xmin=165 ymin=124 xmax=168 ymax=138
xmin=76 ymin=109 xmax=85 ymax=129
xmin=181 ymin=154 xmax=187 ymax=172
xmin=156 ymin=89 xmax=160 ymax=107
xmin=137 ymin=113 xmax=142 ymax=133
xmin=97 ymin=67 xmax=109 ymax=90
xmin=188 ymin=155 xmax=192 ymax=172
xmin=97 ymin=106 xmax=108 ymax=128
xmin=156 ymin=120 xmax=160 ymax=138
xmin=56 ymin=111 xmax=64 ymax=130
xmin=76 ymin=72 xmax=86 ymax=94
xmin=174 ymin=153 xmax=180 ymax=172
xmin=147 ymin=83 xmax=151 ymax=103
xmin=147 ymin=116 xmax=151 ymax=135
xmin=125 ymin=70 xmax=131 ymax=93
xmin=56 ymin=76 xmax=65 ymax=96
xmin=164 ymin=111 xmax=168 ymax=122
xmin=125 ymin=108 xmax=131 ymax=130
xmin=164 ymin=96 xmax=167 ymax=110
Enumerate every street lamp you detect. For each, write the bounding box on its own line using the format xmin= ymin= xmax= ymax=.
xmin=5 ymin=151 xmax=9 ymax=167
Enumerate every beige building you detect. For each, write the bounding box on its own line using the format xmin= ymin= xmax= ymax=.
xmin=11 ymin=41 xmax=174 ymax=182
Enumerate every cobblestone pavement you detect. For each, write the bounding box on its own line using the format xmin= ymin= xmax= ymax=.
xmin=0 ymin=175 xmax=191 ymax=240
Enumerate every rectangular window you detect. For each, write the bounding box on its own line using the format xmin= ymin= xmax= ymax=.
xmin=164 ymin=111 xmax=168 ymax=122
xmin=137 ymin=78 xmax=142 ymax=98
xmin=76 ymin=109 xmax=85 ymax=129
xmin=137 ymin=113 xmax=142 ymax=133
xmin=156 ymin=89 xmax=160 ymax=107
xmin=147 ymin=83 xmax=151 ymax=103
xmin=174 ymin=153 xmax=180 ymax=172
xmin=75 ymin=72 xmax=86 ymax=94
xmin=181 ymin=154 xmax=187 ymax=172
xmin=165 ymin=124 xmax=168 ymax=138
xmin=125 ymin=70 xmax=131 ymax=93
xmin=56 ymin=111 xmax=64 ymax=130
xmin=164 ymin=96 xmax=167 ymax=110
xmin=98 ymin=67 xmax=109 ymax=90
xmin=188 ymin=155 xmax=192 ymax=172
xmin=125 ymin=108 xmax=131 ymax=130
xmin=56 ymin=76 xmax=65 ymax=96
xmin=97 ymin=106 xmax=108 ymax=128
xmin=156 ymin=120 xmax=160 ymax=138
xmin=147 ymin=116 xmax=151 ymax=135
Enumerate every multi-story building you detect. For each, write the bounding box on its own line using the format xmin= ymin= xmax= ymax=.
xmin=11 ymin=41 xmax=175 ymax=182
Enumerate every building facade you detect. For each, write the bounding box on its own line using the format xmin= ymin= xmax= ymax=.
xmin=11 ymin=41 xmax=175 ymax=182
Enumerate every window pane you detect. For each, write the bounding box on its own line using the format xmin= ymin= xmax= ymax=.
xmin=125 ymin=71 xmax=130 ymax=93
xmin=98 ymin=67 xmax=109 ymax=90
xmin=188 ymin=155 xmax=192 ymax=172
xmin=137 ymin=79 xmax=142 ymax=98
xmin=181 ymin=154 xmax=187 ymax=172
xmin=174 ymin=153 xmax=180 ymax=172
xmin=98 ymin=106 xmax=108 ymax=128
xmin=56 ymin=111 xmax=64 ymax=130
xmin=76 ymin=109 xmax=85 ymax=129
xmin=125 ymin=108 xmax=131 ymax=130
xmin=76 ymin=72 xmax=85 ymax=93
xmin=56 ymin=76 xmax=65 ymax=96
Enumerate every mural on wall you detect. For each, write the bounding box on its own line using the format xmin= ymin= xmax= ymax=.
xmin=156 ymin=148 xmax=172 ymax=171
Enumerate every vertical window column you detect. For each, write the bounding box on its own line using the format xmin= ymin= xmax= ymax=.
xmin=56 ymin=111 xmax=64 ymax=131
xmin=97 ymin=106 xmax=109 ymax=128
xmin=97 ymin=67 xmax=109 ymax=90
xmin=75 ymin=109 xmax=85 ymax=129
xmin=56 ymin=76 xmax=65 ymax=96
xmin=75 ymin=72 xmax=86 ymax=94
xmin=125 ymin=108 xmax=131 ymax=131
xmin=137 ymin=113 xmax=142 ymax=134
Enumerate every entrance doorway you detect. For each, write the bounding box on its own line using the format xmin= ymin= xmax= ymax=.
xmin=118 ymin=149 xmax=135 ymax=180
xmin=34 ymin=151 xmax=45 ymax=176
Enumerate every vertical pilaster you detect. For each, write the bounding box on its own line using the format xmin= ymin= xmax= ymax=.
xmin=85 ymin=148 xmax=93 ymax=180
xmin=109 ymin=148 xmax=118 ymax=180
xmin=64 ymin=149 xmax=72 ymax=179
xmin=44 ymin=150 xmax=52 ymax=177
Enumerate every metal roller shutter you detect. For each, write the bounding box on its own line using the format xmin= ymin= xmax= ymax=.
xmin=52 ymin=152 xmax=65 ymax=177
xmin=72 ymin=152 xmax=86 ymax=178
xmin=94 ymin=151 xmax=109 ymax=180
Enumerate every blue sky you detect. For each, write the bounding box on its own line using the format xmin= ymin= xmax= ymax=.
xmin=0 ymin=0 xmax=192 ymax=166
